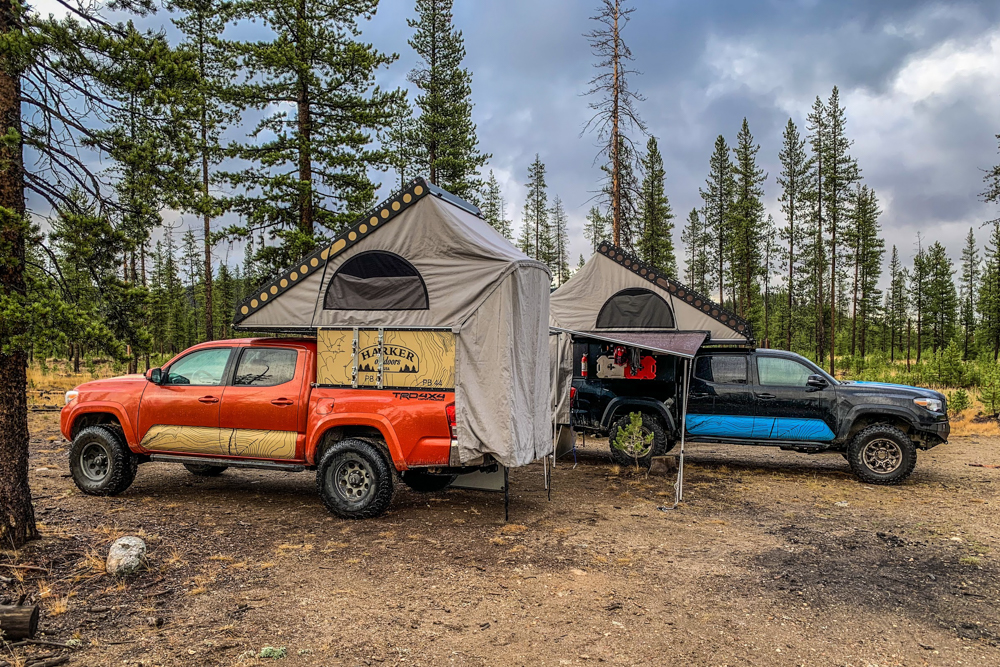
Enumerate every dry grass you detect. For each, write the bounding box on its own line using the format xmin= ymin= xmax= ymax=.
xmin=948 ymin=408 xmax=1000 ymax=437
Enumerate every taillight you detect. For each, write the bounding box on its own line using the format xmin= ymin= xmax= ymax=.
xmin=570 ymin=387 xmax=577 ymax=405
xmin=446 ymin=403 xmax=456 ymax=439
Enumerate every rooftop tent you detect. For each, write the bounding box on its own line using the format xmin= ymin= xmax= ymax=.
xmin=232 ymin=178 xmax=552 ymax=467
xmin=549 ymin=242 xmax=753 ymax=425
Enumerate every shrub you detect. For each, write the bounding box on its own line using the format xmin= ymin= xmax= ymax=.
xmin=948 ymin=388 xmax=970 ymax=415
xmin=612 ymin=412 xmax=653 ymax=469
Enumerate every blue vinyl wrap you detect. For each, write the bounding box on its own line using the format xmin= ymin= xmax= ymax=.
xmin=686 ymin=415 xmax=834 ymax=441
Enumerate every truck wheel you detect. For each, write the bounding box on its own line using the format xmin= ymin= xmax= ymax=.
xmin=847 ymin=424 xmax=917 ymax=485
xmin=317 ymin=439 xmax=394 ymax=519
xmin=69 ymin=425 xmax=138 ymax=496
xmin=183 ymin=463 xmax=229 ymax=477
xmin=608 ymin=413 xmax=667 ymax=469
xmin=400 ymin=470 xmax=456 ymax=493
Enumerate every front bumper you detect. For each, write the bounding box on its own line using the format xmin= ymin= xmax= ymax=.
xmin=914 ymin=418 xmax=949 ymax=447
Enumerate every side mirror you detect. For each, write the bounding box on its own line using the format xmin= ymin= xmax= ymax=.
xmin=806 ymin=374 xmax=828 ymax=389
xmin=147 ymin=368 xmax=162 ymax=384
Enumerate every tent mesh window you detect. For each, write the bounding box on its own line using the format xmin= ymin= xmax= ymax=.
xmin=324 ymin=251 xmax=429 ymax=311
xmin=595 ymin=287 xmax=675 ymax=329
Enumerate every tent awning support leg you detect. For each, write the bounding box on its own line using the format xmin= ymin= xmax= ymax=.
xmin=503 ymin=466 xmax=509 ymax=522
xmin=661 ymin=356 xmax=691 ymax=512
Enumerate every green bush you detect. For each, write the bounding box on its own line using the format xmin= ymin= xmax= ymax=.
xmin=948 ymin=388 xmax=970 ymax=415
xmin=612 ymin=412 xmax=653 ymax=468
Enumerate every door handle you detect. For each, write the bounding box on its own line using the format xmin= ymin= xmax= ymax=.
xmin=756 ymin=393 xmax=775 ymax=400
xmin=198 ymin=396 xmax=219 ymax=404
xmin=271 ymin=398 xmax=294 ymax=407
xmin=689 ymin=392 xmax=709 ymax=398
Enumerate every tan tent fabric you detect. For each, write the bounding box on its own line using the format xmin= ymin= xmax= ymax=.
xmin=549 ymin=247 xmax=751 ymax=424
xmin=233 ymin=184 xmax=552 ymax=467
xmin=550 ymin=252 xmax=749 ymax=341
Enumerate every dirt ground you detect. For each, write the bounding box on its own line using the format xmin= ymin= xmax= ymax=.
xmin=2 ymin=413 xmax=1000 ymax=667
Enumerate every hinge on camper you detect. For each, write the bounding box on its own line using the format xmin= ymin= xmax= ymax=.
xmin=351 ymin=327 xmax=359 ymax=389
xmin=377 ymin=328 xmax=385 ymax=389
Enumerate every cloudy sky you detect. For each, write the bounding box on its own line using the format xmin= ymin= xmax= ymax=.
xmin=358 ymin=0 xmax=1000 ymax=275
xmin=29 ymin=0 xmax=1000 ymax=276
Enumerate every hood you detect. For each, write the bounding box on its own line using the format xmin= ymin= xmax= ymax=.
xmin=843 ymin=380 xmax=946 ymax=401
xmin=75 ymin=374 xmax=147 ymax=391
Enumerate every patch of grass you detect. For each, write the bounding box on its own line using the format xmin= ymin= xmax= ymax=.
xmin=208 ymin=554 xmax=233 ymax=562
xmin=960 ymin=556 xmax=982 ymax=567
xmin=500 ymin=524 xmax=527 ymax=535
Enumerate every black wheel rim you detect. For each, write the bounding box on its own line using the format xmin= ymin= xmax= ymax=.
xmin=80 ymin=442 xmax=111 ymax=482
xmin=329 ymin=455 xmax=375 ymax=504
xmin=862 ymin=438 xmax=903 ymax=474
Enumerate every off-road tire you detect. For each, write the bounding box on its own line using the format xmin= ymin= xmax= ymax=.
xmin=183 ymin=463 xmax=229 ymax=477
xmin=608 ymin=412 xmax=668 ymax=469
xmin=69 ymin=424 xmax=138 ymax=496
xmin=400 ymin=470 xmax=457 ymax=493
xmin=847 ymin=423 xmax=917 ymax=485
xmin=317 ymin=439 xmax=394 ymax=519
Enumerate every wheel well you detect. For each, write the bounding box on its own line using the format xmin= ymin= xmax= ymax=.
xmin=314 ymin=425 xmax=394 ymax=469
xmin=71 ymin=413 xmax=123 ymax=440
xmin=608 ymin=405 xmax=669 ymax=432
xmin=846 ymin=414 xmax=912 ymax=441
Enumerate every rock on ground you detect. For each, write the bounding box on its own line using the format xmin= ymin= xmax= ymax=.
xmin=106 ymin=536 xmax=146 ymax=577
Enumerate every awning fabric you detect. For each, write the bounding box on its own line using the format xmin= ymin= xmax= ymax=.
xmin=570 ymin=330 xmax=707 ymax=359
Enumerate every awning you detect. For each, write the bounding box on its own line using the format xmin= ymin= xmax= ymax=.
xmin=550 ymin=328 xmax=708 ymax=359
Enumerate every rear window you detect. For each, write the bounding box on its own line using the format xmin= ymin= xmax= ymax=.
xmin=694 ymin=355 xmax=747 ymax=385
xmin=233 ymin=348 xmax=298 ymax=387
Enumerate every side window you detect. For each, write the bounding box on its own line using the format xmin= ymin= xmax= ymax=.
xmin=757 ymin=356 xmax=814 ymax=387
xmin=233 ymin=348 xmax=298 ymax=387
xmin=164 ymin=348 xmax=232 ymax=386
xmin=694 ymin=355 xmax=747 ymax=385
xmin=324 ymin=251 xmax=428 ymax=311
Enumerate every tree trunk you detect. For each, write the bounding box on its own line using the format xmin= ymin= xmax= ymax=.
xmin=610 ymin=1 xmax=620 ymax=247
xmin=201 ymin=98 xmax=213 ymax=342
xmin=0 ymin=0 xmax=39 ymax=549
xmin=786 ymin=206 xmax=794 ymax=351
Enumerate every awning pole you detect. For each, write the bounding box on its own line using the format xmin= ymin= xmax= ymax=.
xmin=676 ymin=357 xmax=690 ymax=505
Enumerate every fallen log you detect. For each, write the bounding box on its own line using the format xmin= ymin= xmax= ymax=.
xmin=0 ymin=605 xmax=39 ymax=640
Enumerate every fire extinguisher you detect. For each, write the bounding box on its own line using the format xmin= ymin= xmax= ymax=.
xmin=580 ymin=351 xmax=588 ymax=378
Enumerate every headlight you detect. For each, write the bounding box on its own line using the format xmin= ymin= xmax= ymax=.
xmin=65 ymin=390 xmax=79 ymax=405
xmin=914 ymin=397 xmax=943 ymax=413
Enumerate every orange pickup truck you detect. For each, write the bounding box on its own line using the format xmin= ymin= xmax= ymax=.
xmin=60 ymin=337 xmax=484 ymax=518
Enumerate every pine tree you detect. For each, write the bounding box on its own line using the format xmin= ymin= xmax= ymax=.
xmin=584 ymin=0 xmax=645 ymax=247
xmin=681 ymin=208 xmax=711 ymax=295
xmin=516 ymin=201 xmax=535 ymax=258
xmin=482 ymin=176 xmax=508 ymax=236
xmin=169 ymin=0 xmax=239 ymax=341
xmin=699 ymin=135 xmax=735 ymax=306
xmin=407 ymin=0 xmax=488 ymax=199
xmin=760 ymin=214 xmax=777 ymax=347
xmin=550 ymin=196 xmax=570 ymax=285
xmin=887 ymin=246 xmax=908 ymax=362
xmin=636 ymin=136 xmax=676 ymax=277
xmin=805 ymin=95 xmax=828 ymax=363
xmin=777 ymin=118 xmax=811 ymax=351
xmin=480 ymin=171 xmax=512 ymax=239
xmin=911 ymin=236 xmax=929 ymax=362
xmin=979 ymin=222 xmax=1000 ymax=360
xmin=822 ymin=86 xmax=861 ymax=373
xmin=384 ymin=99 xmax=423 ymax=189
xmin=729 ymin=118 xmax=766 ymax=320
xmin=225 ymin=0 xmax=404 ymax=273
xmin=847 ymin=185 xmax=884 ymax=357
xmin=924 ymin=241 xmax=957 ymax=353
xmin=584 ymin=206 xmax=610 ymax=252
xmin=524 ymin=155 xmax=549 ymax=263
xmin=959 ymin=228 xmax=980 ymax=360
xmin=0 ymin=0 xmax=170 ymax=546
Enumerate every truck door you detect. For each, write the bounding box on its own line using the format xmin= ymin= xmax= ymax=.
xmin=686 ymin=354 xmax=754 ymax=438
xmin=219 ymin=347 xmax=304 ymax=460
xmin=137 ymin=347 xmax=234 ymax=453
xmin=751 ymin=355 xmax=836 ymax=442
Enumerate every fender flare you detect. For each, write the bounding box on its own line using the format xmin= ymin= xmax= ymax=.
xmin=601 ymin=398 xmax=676 ymax=435
xmin=837 ymin=406 xmax=919 ymax=441
xmin=66 ymin=402 xmax=138 ymax=448
xmin=306 ymin=413 xmax=405 ymax=469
